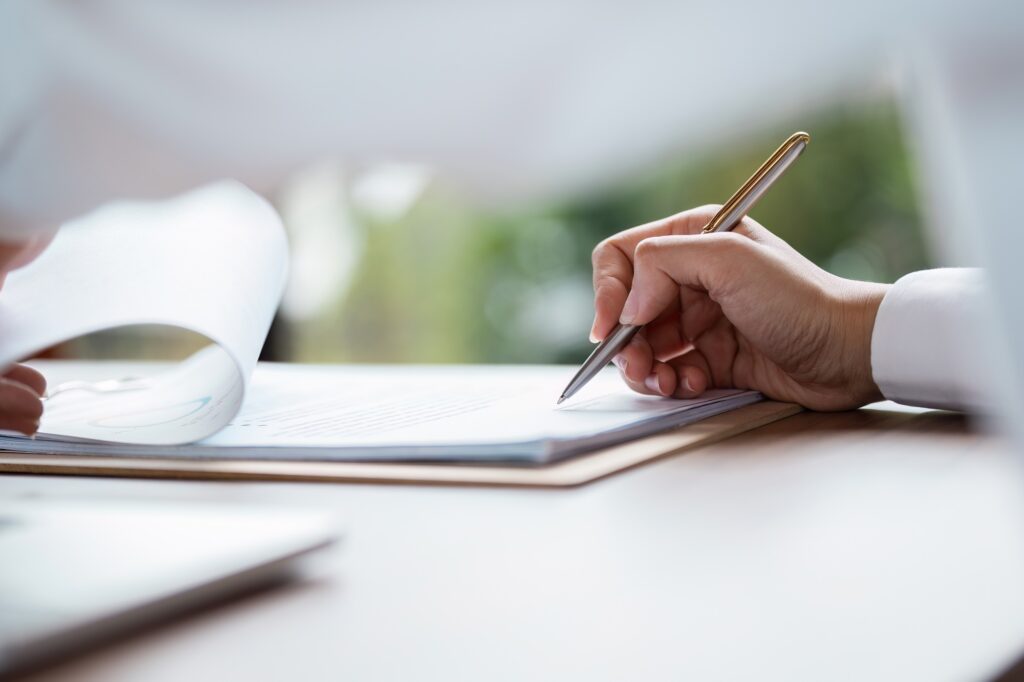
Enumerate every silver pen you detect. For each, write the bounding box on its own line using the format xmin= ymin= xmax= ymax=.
xmin=557 ymin=131 xmax=810 ymax=404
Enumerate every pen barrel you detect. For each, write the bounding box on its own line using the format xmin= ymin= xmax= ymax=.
xmin=703 ymin=133 xmax=809 ymax=234
xmin=561 ymin=324 xmax=640 ymax=401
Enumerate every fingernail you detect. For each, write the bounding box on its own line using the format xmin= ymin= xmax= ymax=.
xmin=620 ymin=296 xmax=638 ymax=324
xmin=589 ymin=331 xmax=599 ymax=343
xmin=612 ymin=356 xmax=627 ymax=372
xmin=682 ymin=376 xmax=694 ymax=393
xmin=644 ymin=374 xmax=665 ymax=395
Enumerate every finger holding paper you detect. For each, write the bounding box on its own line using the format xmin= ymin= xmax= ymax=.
xmin=0 ymin=235 xmax=55 ymax=433
xmin=0 ymin=181 xmax=288 ymax=445
xmin=0 ymin=364 xmax=46 ymax=435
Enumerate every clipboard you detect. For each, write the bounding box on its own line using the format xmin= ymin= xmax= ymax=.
xmin=0 ymin=401 xmax=800 ymax=488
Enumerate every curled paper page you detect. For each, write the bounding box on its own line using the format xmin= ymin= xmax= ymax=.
xmin=0 ymin=181 xmax=288 ymax=445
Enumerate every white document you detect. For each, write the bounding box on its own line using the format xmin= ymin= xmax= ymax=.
xmin=0 ymin=181 xmax=762 ymax=462
xmin=0 ymin=182 xmax=287 ymax=444
xmin=9 ymin=361 xmax=760 ymax=463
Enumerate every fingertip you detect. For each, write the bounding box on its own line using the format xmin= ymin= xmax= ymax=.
xmin=620 ymin=336 xmax=655 ymax=383
xmin=589 ymin=318 xmax=604 ymax=343
xmin=619 ymin=289 xmax=664 ymax=328
xmin=643 ymin=363 xmax=677 ymax=397
xmin=4 ymin=363 xmax=47 ymax=397
xmin=676 ymin=365 xmax=709 ymax=398
xmin=25 ymin=396 xmax=44 ymax=420
xmin=0 ymin=377 xmax=46 ymax=420
xmin=593 ymin=279 xmax=629 ymax=340
xmin=590 ymin=312 xmax=614 ymax=343
xmin=611 ymin=353 xmax=628 ymax=374
xmin=619 ymin=304 xmax=634 ymax=327
xmin=657 ymin=363 xmax=677 ymax=396
xmin=0 ymin=416 xmax=40 ymax=436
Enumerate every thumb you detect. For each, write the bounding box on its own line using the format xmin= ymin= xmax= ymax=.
xmin=619 ymin=232 xmax=762 ymax=326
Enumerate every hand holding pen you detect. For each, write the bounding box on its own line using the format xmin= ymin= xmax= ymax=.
xmin=562 ymin=132 xmax=891 ymax=412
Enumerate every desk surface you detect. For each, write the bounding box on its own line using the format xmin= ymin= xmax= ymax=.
xmin=6 ymin=403 xmax=1024 ymax=682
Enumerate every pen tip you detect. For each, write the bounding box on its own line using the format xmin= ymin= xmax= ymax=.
xmin=556 ymin=395 xmax=566 ymax=405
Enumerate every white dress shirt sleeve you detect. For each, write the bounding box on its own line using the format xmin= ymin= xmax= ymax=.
xmin=870 ymin=268 xmax=991 ymax=412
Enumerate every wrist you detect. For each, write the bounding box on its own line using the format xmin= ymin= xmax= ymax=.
xmin=838 ymin=279 xmax=889 ymax=407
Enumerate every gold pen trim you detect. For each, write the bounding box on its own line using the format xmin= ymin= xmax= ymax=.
xmin=702 ymin=131 xmax=810 ymax=234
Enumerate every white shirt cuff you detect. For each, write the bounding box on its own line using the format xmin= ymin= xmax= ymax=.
xmin=870 ymin=268 xmax=989 ymax=412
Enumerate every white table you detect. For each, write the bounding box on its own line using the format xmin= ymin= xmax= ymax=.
xmin=7 ymin=404 xmax=1024 ymax=681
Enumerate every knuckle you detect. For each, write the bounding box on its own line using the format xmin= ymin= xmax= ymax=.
xmin=634 ymin=235 xmax=688 ymax=267
xmin=633 ymin=236 xmax=666 ymax=261
xmin=591 ymin=238 xmax=615 ymax=265
xmin=694 ymin=203 xmax=724 ymax=216
xmin=710 ymin=231 xmax=754 ymax=254
xmin=593 ymin=277 xmax=625 ymax=301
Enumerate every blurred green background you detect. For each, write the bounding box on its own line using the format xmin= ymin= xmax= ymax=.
xmin=273 ymin=94 xmax=930 ymax=366
xmin=63 ymin=94 xmax=931 ymax=365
